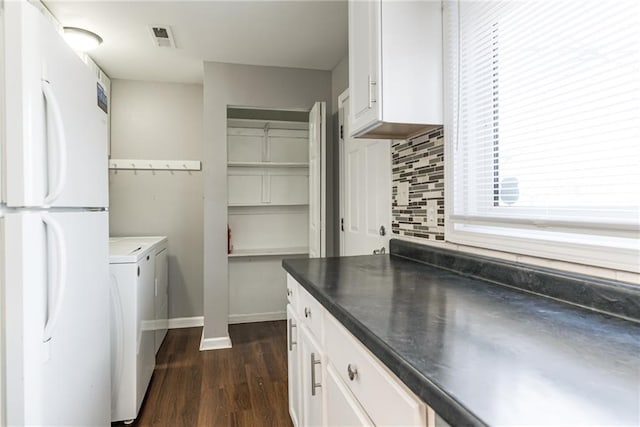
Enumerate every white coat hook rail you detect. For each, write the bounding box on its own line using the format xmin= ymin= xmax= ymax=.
xmin=109 ymin=159 xmax=201 ymax=171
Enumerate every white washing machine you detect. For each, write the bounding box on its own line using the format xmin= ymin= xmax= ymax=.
xmin=109 ymin=236 xmax=168 ymax=423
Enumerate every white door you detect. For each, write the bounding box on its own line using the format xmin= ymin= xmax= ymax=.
xmin=339 ymin=91 xmax=391 ymax=256
xmin=3 ymin=1 xmax=108 ymax=208
xmin=300 ymin=325 xmax=324 ymax=426
xmin=348 ymin=0 xmax=381 ymax=135
xmin=287 ymin=304 xmax=301 ymax=427
xmin=309 ymin=102 xmax=326 ymax=258
xmin=3 ymin=211 xmax=110 ymax=426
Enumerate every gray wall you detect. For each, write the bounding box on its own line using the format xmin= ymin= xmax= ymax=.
xmin=331 ymin=55 xmax=349 ymax=115
xmin=203 ymin=62 xmax=332 ymax=341
xmin=109 ymin=79 xmax=204 ymax=319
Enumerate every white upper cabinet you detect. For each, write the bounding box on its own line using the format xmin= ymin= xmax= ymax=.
xmin=349 ymin=0 xmax=381 ymax=136
xmin=348 ymin=0 xmax=443 ymax=139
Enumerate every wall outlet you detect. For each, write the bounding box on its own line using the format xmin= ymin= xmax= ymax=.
xmin=426 ymin=200 xmax=438 ymax=227
xmin=397 ymin=181 xmax=410 ymax=206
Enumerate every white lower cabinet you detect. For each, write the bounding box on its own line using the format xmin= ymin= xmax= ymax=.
xmin=325 ymin=364 xmax=374 ymax=427
xmin=434 ymin=412 xmax=451 ymax=427
xmin=300 ymin=324 xmax=324 ymax=427
xmin=325 ymin=314 xmax=427 ymax=426
xmin=287 ymin=305 xmax=302 ymax=427
xmin=286 ymin=274 xmax=430 ymax=427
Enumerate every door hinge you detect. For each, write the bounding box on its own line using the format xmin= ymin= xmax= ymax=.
xmin=340 ymin=125 xmax=344 ymax=139
xmin=341 ymin=218 xmax=344 ymax=232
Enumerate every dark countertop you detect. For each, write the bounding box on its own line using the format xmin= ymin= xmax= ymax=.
xmin=282 ymin=254 xmax=640 ymax=426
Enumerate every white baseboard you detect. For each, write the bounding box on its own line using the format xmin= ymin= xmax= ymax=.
xmin=228 ymin=311 xmax=286 ymax=324
xmin=199 ymin=329 xmax=232 ymax=351
xmin=168 ymin=316 xmax=204 ymax=329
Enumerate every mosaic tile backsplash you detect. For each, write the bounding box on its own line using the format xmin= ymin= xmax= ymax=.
xmin=392 ymin=127 xmax=445 ymax=241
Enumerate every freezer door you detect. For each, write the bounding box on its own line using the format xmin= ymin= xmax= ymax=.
xmin=0 ymin=217 xmax=6 ymax=426
xmin=3 ymin=1 xmax=108 ymax=208
xmin=3 ymin=211 xmax=110 ymax=426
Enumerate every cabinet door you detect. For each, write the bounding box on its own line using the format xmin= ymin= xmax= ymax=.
xmin=287 ymin=305 xmax=301 ymax=427
xmin=348 ymin=0 xmax=381 ymax=135
xmin=326 ymin=364 xmax=374 ymax=427
xmin=300 ymin=325 xmax=324 ymax=427
xmin=154 ymin=248 xmax=168 ymax=354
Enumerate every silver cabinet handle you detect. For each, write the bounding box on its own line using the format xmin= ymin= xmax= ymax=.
xmin=311 ymin=352 xmax=321 ymax=396
xmin=347 ymin=364 xmax=358 ymax=381
xmin=287 ymin=288 xmax=292 ymax=297
xmin=304 ymin=307 xmax=311 ymax=318
xmin=288 ymin=319 xmax=297 ymax=351
xmin=368 ymin=74 xmax=377 ymax=109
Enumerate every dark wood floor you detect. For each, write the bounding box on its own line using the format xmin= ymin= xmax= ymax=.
xmin=132 ymin=321 xmax=293 ymax=427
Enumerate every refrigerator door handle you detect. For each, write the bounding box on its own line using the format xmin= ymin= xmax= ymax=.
xmin=41 ymin=79 xmax=68 ymax=207
xmin=42 ymin=213 xmax=68 ymax=343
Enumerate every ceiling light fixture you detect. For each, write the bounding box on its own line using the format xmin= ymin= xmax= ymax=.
xmin=63 ymin=27 xmax=103 ymax=52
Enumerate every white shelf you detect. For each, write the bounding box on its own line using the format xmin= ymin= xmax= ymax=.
xmin=228 ymin=162 xmax=309 ymax=168
xmin=227 ymin=118 xmax=309 ymax=131
xmin=228 ymin=247 xmax=309 ymax=258
xmin=229 ymin=203 xmax=309 ymax=208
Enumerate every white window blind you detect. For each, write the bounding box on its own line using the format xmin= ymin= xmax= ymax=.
xmin=444 ymin=0 xmax=640 ymax=271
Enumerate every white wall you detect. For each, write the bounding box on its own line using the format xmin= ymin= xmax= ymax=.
xmin=109 ymin=79 xmax=204 ymax=318
xmin=203 ymin=62 xmax=332 ymax=342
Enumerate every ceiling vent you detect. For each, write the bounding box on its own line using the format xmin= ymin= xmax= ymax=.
xmin=149 ymin=26 xmax=175 ymax=48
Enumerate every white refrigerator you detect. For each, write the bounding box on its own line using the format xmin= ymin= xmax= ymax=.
xmin=1 ymin=1 xmax=111 ymax=425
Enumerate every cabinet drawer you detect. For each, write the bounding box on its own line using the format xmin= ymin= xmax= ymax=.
xmin=325 ymin=314 xmax=426 ymax=427
xmin=286 ymin=274 xmax=299 ymax=309
xmin=326 ymin=364 xmax=374 ymax=427
xmin=298 ymin=285 xmax=324 ymax=341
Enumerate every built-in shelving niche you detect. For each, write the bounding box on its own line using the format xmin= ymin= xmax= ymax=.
xmin=227 ymin=108 xmax=310 ymax=323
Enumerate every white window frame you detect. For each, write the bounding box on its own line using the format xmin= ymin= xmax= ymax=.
xmin=443 ymin=1 xmax=640 ymax=273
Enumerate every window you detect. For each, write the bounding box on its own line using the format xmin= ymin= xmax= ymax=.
xmin=444 ymin=0 xmax=640 ymax=271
